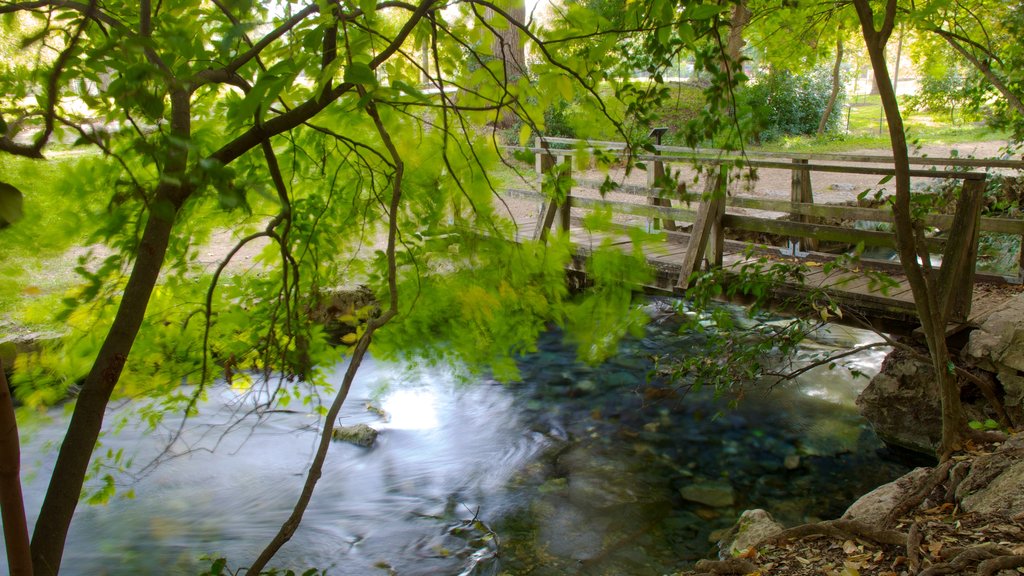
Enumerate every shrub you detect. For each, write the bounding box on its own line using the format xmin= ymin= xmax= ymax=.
xmin=741 ymin=65 xmax=845 ymax=142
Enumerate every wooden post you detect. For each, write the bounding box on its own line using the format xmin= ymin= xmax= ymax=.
xmin=678 ymin=166 xmax=727 ymax=289
xmin=533 ymin=139 xmax=558 ymax=242
xmin=647 ymin=156 xmax=678 ymax=231
xmin=558 ymin=156 xmax=572 ymax=233
xmin=791 ymin=158 xmax=818 ymax=252
xmin=940 ymin=177 xmax=985 ymax=323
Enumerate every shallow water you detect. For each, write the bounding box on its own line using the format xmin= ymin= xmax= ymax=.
xmin=13 ymin=302 xmax=909 ymax=575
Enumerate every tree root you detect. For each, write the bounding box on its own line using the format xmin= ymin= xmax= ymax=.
xmin=883 ymin=460 xmax=955 ymax=528
xmin=692 ymin=558 xmax=758 ymax=575
xmin=977 ymin=554 xmax=1024 ymax=576
xmin=944 ymin=461 xmax=970 ymax=504
xmin=761 ymin=518 xmax=907 ymax=548
xmin=917 ymin=543 xmax=1015 ymax=575
xmin=907 ymin=522 xmax=923 ymax=573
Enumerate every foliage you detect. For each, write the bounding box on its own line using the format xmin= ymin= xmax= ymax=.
xmin=0 ymin=0 xmax=765 ymax=574
xmin=740 ymin=65 xmax=846 ymax=142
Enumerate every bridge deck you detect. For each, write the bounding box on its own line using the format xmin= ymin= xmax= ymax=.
xmin=515 ymin=223 xmax=1022 ymax=332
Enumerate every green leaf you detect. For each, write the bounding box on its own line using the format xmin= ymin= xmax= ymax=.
xmin=0 ymin=182 xmax=24 ymax=225
xmin=878 ymin=174 xmax=894 ymax=185
xmin=687 ymin=3 xmax=728 ymax=19
xmin=344 ymin=62 xmax=377 ymax=86
xmin=968 ymin=420 xmax=984 ymax=430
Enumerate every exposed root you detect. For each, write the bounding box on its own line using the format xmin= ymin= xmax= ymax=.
xmin=944 ymin=461 xmax=970 ymax=504
xmin=964 ymin=428 xmax=1010 ymax=444
xmin=691 ymin=558 xmax=758 ymax=575
xmin=883 ymin=460 xmax=955 ymax=528
xmin=977 ymin=554 xmax=1024 ymax=576
xmin=762 ymin=518 xmax=907 ymax=548
xmin=917 ymin=543 xmax=1015 ymax=576
xmin=907 ymin=522 xmax=923 ymax=573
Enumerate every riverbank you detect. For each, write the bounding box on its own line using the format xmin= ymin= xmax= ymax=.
xmin=679 ymin=432 xmax=1024 ymax=576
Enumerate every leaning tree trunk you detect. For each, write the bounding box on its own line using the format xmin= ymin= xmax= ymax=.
xmin=853 ymin=0 xmax=964 ymax=459
xmin=932 ymin=28 xmax=1024 ymax=118
xmin=817 ymin=36 xmax=844 ymax=136
xmin=0 ymin=359 xmax=32 ymax=576
xmin=29 ymin=90 xmax=193 ymax=576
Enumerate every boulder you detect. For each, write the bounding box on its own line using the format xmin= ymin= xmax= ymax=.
xmin=957 ymin=434 xmax=1024 ymax=516
xmin=857 ymin=347 xmax=990 ymax=456
xmin=716 ymin=509 xmax=784 ymax=558
xmin=332 ymin=423 xmax=378 ymax=448
xmin=842 ymin=467 xmax=931 ymax=525
xmin=680 ymin=480 xmax=735 ymax=508
xmin=856 ymin=348 xmax=942 ymax=455
xmin=964 ymin=296 xmax=1024 ymax=426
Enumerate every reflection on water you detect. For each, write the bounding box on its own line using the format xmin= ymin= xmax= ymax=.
xmin=12 ymin=301 xmax=910 ymax=575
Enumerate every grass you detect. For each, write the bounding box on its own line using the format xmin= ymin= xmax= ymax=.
xmin=758 ymin=94 xmax=1010 ymax=154
xmin=0 ymin=150 xmax=103 ymax=315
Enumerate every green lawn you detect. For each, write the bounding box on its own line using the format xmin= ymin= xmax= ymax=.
xmin=758 ymin=93 xmax=1009 ymax=154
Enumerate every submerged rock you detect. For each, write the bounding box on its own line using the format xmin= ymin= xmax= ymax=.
xmin=332 ymin=423 xmax=378 ymax=448
xmin=679 ymin=480 xmax=735 ymax=508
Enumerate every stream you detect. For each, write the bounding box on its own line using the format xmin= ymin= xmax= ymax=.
xmin=13 ymin=299 xmax=911 ymax=575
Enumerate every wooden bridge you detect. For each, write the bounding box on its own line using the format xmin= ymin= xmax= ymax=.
xmin=501 ymin=137 xmax=1024 ymax=333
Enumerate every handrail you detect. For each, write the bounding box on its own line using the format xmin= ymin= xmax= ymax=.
xmin=531 ymin=136 xmax=1024 ymax=170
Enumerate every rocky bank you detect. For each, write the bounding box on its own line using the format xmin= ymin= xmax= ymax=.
xmin=679 ymin=432 xmax=1024 ymax=576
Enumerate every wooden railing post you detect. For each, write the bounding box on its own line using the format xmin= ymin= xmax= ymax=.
xmin=647 ymin=153 xmax=678 ymax=232
xmin=557 ymin=155 xmax=572 ymax=233
xmin=533 ymin=138 xmax=558 ymax=242
xmin=941 ymin=176 xmax=986 ymax=323
xmin=678 ymin=165 xmax=727 ymax=289
xmin=791 ymin=158 xmax=818 ymax=252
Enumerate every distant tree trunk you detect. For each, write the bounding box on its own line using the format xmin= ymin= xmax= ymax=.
xmin=486 ymin=0 xmax=526 ymax=128
xmin=817 ymin=36 xmax=844 ymax=136
xmin=726 ymin=1 xmax=751 ymax=66
xmin=931 ymin=28 xmax=1024 ymax=118
xmin=0 ymin=359 xmax=32 ymax=576
xmin=854 ymin=0 xmax=965 ymax=460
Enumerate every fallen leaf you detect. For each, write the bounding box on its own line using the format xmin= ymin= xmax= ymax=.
xmin=737 ymin=546 xmax=758 ymax=559
xmin=843 ymin=539 xmax=858 ymax=554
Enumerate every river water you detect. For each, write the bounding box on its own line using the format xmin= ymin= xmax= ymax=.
xmin=14 ymin=300 xmax=910 ymax=575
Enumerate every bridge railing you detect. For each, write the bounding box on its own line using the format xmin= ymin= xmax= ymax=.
xmin=502 ymin=137 xmax=1024 ymax=322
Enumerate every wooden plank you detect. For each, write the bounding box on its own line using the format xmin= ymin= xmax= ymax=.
xmin=938 ymin=178 xmax=985 ymax=322
xmin=679 ymin=168 xmax=727 ymax=289
xmin=568 ymin=195 xmax=700 ymax=222
xmin=532 ymin=138 xmax=1024 ymax=169
xmin=722 ymin=214 xmax=949 ymax=251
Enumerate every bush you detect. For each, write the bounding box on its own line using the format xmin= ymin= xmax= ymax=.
xmin=741 ymin=66 xmax=845 ymax=142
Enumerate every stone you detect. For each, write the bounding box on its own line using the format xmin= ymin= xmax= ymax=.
xmin=783 ymin=455 xmax=801 ymax=470
xmin=680 ymin=480 xmax=735 ymax=508
xmin=332 ymin=423 xmax=378 ymax=447
xmin=716 ymin=509 xmax=784 ymax=558
xmin=964 ymin=295 xmax=1024 ymax=425
xmin=958 ymin=434 xmax=1024 ymax=516
xmin=843 ymin=467 xmax=931 ymax=525
xmin=856 ymin=348 xmax=942 ymax=455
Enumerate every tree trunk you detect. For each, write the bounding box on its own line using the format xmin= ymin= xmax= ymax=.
xmin=932 ymin=28 xmax=1024 ymax=118
xmin=817 ymin=36 xmax=844 ymax=136
xmin=726 ymin=1 xmax=751 ymax=65
xmin=29 ymin=90 xmax=192 ymax=576
xmin=485 ymin=0 xmax=526 ymax=128
xmin=853 ymin=0 xmax=962 ymax=459
xmin=0 ymin=359 xmax=32 ymax=576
